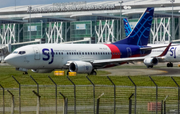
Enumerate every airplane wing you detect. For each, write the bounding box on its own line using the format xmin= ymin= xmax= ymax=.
xmin=92 ymin=43 xmax=172 ymax=65
xmin=92 ymin=56 xmax=145 ymax=64
xmin=140 ymin=43 xmax=176 ymax=50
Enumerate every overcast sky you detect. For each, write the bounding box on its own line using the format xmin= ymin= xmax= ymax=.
xmin=0 ymin=0 xmax=107 ymax=8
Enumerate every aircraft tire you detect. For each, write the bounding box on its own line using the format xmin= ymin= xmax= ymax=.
xmin=170 ymin=63 xmax=173 ymax=67
xmin=23 ymin=72 xmax=28 ymax=75
xmin=89 ymin=70 xmax=97 ymax=75
xmin=92 ymin=71 xmax=97 ymax=75
xmin=147 ymin=65 xmax=153 ymax=68
xmin=167 ymin=62 xmax=173 ymax=67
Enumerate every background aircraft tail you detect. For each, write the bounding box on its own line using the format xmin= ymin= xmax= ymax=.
xmin=123 ymin=18 xmax=132 ymax=37
xmin=113 ymin=7 xmax=154 ymax=46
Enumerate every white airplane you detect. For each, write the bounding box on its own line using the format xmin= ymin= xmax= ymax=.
xmin=4 ymin=7 xmax=169 ymax=75
xmin=123 ymin=18 xmax=179 ymax=68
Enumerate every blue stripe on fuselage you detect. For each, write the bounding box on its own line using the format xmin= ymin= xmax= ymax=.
xmin=113 ymin=44 xmax=151 ymax=58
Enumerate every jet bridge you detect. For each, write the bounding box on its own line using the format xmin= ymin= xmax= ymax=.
xmin=0 ymin=44 xmax=10 ymax=62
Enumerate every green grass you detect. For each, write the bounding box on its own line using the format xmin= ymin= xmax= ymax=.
xmin=0 ymin=64 xmax=180 ymax=88
xmin=0 ymin=64 xmax=180 ymax=113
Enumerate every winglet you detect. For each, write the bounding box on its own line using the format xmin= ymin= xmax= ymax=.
xmin=157 ymin=43 xmax=172 ymax=57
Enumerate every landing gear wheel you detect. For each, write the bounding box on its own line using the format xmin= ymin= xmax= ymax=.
xmin=89 ymin=70 xmax=97 ymax=75
xmin=170 ymin=62 xmax=173 ymax=67
xmin=91 ymin=71 xmax=97 ymax=75
xmin=23 ymin=72 xmax=28 ymax=75
xmin=147 ymin=65 xmax=153 ymax=68
xmin=167 ymin=62 xmax=173 ymax=67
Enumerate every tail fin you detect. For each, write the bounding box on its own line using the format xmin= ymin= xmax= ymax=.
xmin=157 ymin=43 xmax=172 ymax=57
xmin=123 ymin=18 xmax=132 ymax=37
xmin=113 ymin=7 xmax=154 ymax=46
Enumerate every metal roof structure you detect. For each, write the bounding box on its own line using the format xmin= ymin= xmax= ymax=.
xmin=0 ymin=0 xmax=180 ymax=56
xmin=0 ymin=0 xmax=179 ymax=21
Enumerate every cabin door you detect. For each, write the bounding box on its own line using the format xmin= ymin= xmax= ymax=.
xmin=33 ymin=47 xmax=40 ymax=60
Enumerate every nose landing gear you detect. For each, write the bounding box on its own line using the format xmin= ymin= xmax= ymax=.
xmin=23 ymin=72 xmax=28 ymax=75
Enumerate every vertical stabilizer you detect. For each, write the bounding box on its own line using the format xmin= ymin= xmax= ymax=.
xmin=113 ymin=7 xmax=154 ymax=46
xmin=123 ymin=18 xmax=132 ymax=37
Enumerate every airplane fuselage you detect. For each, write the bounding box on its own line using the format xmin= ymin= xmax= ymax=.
xmin=147 ymin=44 xmax=180 ymax=62
xmin=4 ymin=7 xmax=155 ymax=74
xmin=6 ymin=43 xmax=150 ymax=69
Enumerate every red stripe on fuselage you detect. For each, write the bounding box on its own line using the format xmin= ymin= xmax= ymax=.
xmin=105 ymin=44 xmax=120 ymax=59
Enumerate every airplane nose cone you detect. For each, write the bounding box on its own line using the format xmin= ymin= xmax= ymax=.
xmin=4 ymin=54 xmax=16 ymax=66
xmin=4 ymin=55 xmax=12 ymax=63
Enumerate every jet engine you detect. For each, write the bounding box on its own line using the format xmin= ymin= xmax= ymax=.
xmin=31 ymin=69 xmax=54 ymax=73
xmin=69 ymin=61 xmax=93 ymax=73
xmin=143 ymin=58 xmax=158 ymax=68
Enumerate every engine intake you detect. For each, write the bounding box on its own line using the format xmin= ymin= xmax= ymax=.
xmin=69 ymin=61 xmax=93 ymax=73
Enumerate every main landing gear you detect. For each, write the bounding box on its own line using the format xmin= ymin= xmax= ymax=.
xmin=89 ymin=70 xmax=97 ymax=75
xmin=147 ymin=65 xmax=153 ymax=68
xmin=23 ymin=72 xmax=28 ymax=75
xmin=167 ymin=62 xmax=173 ymax=67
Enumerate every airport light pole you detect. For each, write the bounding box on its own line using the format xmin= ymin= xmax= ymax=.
xmin=119 ymin=1 xmax=123 ymax=40
xmin=170 ymin=0 xmax=175 ymax=41
xmin=29 ymin=6 xmax=32 ymax=41
xmin=40 ymin=20 xmax=43 ymax=40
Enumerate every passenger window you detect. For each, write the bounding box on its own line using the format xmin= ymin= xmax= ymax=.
xmin=82 ymin=52 xmax=84 ymax=55
xmin=61 ymin=52 xmax=63 ymax=55
xmin=74 ymin=52 xmax=76 ymax=55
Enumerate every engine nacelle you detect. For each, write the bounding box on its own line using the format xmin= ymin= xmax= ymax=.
xmin=143 ymin=58 xmax=158 ymax=67
xmin=69 ymin=61 xmax=93 ymax=73
xmin=31 ymin=69 xmax=54 ymax=73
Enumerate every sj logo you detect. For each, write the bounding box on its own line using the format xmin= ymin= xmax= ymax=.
xmin=42 ymin=48 xmax=54 ymax=64
xmin=170 ymin=47 xmax=177 ymax=58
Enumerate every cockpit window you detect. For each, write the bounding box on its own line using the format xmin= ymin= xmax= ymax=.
xmin=13 ymin=51 xmax=18 ymax=54
xmin=18 ymin=51 xmax=26 ymax=55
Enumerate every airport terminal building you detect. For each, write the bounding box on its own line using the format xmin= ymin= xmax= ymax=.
xmin=0 ymin=0 xmax=180 ymax=54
